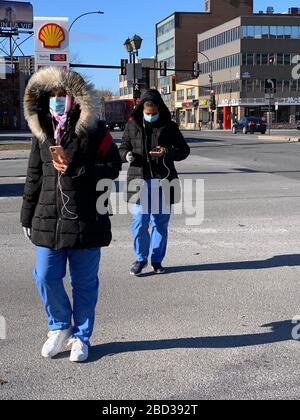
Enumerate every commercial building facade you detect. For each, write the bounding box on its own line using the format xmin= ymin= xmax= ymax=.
xmin=175 ymin=78 xmax=201 ymax=129
xmin=196 ymin=13 xmax=300 ymax=129
xmin=0 ymin=56 xmax=35 ymax=130
xmin=156 ymin=0 xmax=254 ymax=111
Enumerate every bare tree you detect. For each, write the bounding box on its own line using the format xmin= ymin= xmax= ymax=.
xmin=70 ymin=53 xmax=81 ymax=65
xmin=98 ymin=88 xmax=113 ymax=100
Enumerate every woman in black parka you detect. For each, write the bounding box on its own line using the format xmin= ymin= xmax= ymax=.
xmin=119 ymin=89 xmax=190 ymax=276
xmin=21 ymin=67 xmax=121 ymax=363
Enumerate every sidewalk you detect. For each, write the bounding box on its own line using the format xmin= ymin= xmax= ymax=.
xmin=0 ymin=149 xmax=30 ymax=160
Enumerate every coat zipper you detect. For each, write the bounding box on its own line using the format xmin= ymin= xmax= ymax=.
xmin=55 ymin=172 xmax=61 ymax=250
xmin=52 ymin=117 xmax=70 ymax=250
xmin=142 ymin=124 xmax=154 ymax=179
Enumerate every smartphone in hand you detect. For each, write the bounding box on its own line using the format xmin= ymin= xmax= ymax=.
xmin=149 ymin=146 xmax=166 ymax=158
xmin=49 ymin=146 xmax=69 ymax=174
xmin=49 ymin=146 xmax=68 ymax=163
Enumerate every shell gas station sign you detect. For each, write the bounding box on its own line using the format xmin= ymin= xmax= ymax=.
xmin=34 ymin=17 xmax=69 ymax=72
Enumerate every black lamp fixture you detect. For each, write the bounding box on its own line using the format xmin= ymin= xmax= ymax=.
xmin=124 ymin=37 xmax=134 ymax=53
xmin=130 ymin=34 xmax=143 ymax=52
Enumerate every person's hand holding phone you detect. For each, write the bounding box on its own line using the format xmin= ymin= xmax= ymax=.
xmin=149 ymin=146 xmax=166 ymax=159
xmin=50 ymin=146 xmax=70 ymax=174
xmin=52 ymin=155 xmax=69 ymax=174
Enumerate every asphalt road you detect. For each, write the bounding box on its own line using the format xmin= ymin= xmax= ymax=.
xmin=0 ymin=128 xmax=299 ymax=142
xmin=0 ymin=131 xmax=300 ymax=400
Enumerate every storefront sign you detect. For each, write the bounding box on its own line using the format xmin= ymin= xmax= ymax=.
xmin=182 ymin=101 xmax=193 ymax=109
xmin=219 ymin=97 xmax=300 ymax=107
xmin=220 ymin=98 xmax=239 ymax=106
xmin=242 ymin=72 xmax=251 ymax=79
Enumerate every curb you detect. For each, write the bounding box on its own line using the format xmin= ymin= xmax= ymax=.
xmin=258 ymin=136 xmax=300 ymax=142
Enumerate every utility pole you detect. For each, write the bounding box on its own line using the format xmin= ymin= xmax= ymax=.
xmin=198 ymin=51 xmax=213 ymax=130
xmin=265 ymin=79 xmax=277 ymax=136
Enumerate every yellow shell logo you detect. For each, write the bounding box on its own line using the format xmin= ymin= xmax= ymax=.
xmin=38 ymin=23 xmax=65 ymax=49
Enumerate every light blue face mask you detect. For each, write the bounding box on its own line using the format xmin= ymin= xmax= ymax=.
xmin=49 ymin=97 xmax=66 ymax=116
xmin=144 ymin=113 xmax=160 ymax=124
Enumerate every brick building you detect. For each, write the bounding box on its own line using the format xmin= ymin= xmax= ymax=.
xmin=156 ymin=0 xmax=254 ymax=111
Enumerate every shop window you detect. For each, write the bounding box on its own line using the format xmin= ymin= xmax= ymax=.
xmin=283 ymin=80 xmax=290 ymax=91
xmin=254 ymin=26 xmax=262 ymax=39
xmin=187 ymin=88 xmax=195 ymax=100
xmin=284 ymin=26 xmax=292 ymax=39
xmin=269 ymin=26 xmax=277 ymax=39
xmin=177 ymin=90 xmax=185 ymax=101
xmin=261 ymin=54 xmax=268 ymax=65
xmin=179 ymin=111 xmax=185 ymax=127
xmin=262 ymin=26 xmax=269 ymax=39
xmin=277 ymin=54 xmax=284 ymax=65
xmin=284 ymin=54 xmax=291 ymax=66
xmin=277 ymin=27 xmax=284 ymax=39
xmin=186 ymin=109 xmax=195 ymax=124
xmin=246 ymin=54 xmax=254 ymax=65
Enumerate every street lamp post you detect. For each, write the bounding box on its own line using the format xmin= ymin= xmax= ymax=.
xmin=198 ymin=51 xmax=213 ymax=130
xmin=68 ymin=11 xmax=104 ymax=33
xmin=124 ymin=35 xmax=143 ymax=104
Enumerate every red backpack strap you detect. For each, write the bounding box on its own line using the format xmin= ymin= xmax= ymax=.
xmin=97 ymin=131 xmax=113 ymax=158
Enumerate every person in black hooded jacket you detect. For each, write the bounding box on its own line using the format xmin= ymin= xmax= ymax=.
xmin=119 ymin=89 xmax=190 ymax=276
xmin=21 ymin=67 xmax=121 ymax=363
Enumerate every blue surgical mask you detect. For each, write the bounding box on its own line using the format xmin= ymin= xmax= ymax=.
xmin=50 ymin=97 xmax=66 ymax=116
xmin=144 ymin=113 xmax=160 ymax=124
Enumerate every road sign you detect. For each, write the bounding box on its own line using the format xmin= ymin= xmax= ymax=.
xmin=127 ymin=63 xmax=142 ymax=82
xmin=265 ymin=78 xmax=277 ymax=93
xmin=34 ymin=17 xmax=69 ymax=72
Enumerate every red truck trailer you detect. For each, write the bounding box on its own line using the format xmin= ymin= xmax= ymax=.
xmin=104 ymin=99 xmax=134 ymax=131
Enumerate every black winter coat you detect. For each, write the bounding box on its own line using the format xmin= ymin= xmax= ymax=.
xmin=119 ymin=90 xmax=190 ymax=204
xmin=21 ymin=68 xmax=122 ymax=250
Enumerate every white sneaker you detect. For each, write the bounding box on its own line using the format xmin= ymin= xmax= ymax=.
xmin=41 ymin=328 xmax=72 ymax=359
xmin=67 ymin=338 xmax=89 ymax=363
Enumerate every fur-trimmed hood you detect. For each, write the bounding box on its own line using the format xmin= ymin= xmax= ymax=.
xmin=24 ymin=67 xmax=100 ymax=142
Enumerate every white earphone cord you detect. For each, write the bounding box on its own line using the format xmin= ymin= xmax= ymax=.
xmin=161 ymin=155 xmax=171 ymax=182
xmin=58 ymin=173 xmax=79 ymax=220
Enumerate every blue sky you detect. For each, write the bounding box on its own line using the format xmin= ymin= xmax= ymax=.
xmin=18 ymin=0 xmax=300 ymax=91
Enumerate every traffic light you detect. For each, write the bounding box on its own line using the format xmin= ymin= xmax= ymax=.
xmin=171 ymin=75 xmax=176 ymax=92
xmin=160 ymin=61 xmax=167 ymax=77
xmin=133 ymin=83 xmax=141 ymax=100
xmin=121 ymin=59 xmax=128 ymax=76
xmin=193 ymin=61 xmax=201 ymax=78
xmin=210 ymin=90 xmax=216 ymax=111
xmin=269 ymin=54 xmax=275 ymax=65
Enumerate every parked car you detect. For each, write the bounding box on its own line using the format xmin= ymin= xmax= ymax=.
xmin=297 ymin=120 xmax=300 ymax=130
xmin=232 ymin=117 xmax=267 ymax=135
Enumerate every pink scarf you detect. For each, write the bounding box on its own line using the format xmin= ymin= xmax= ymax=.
xmin=50 ymin=95 xmax=74 ymax=145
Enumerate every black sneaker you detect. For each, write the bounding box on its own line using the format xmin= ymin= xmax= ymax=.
xmin=130 ymin=261 xmax=148 ymax=276
xmin=152 ymin=263 xmax=166 ymax=274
